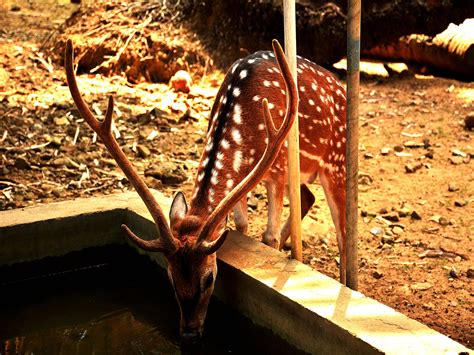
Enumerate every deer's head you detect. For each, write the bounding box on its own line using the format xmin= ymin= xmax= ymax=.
xmin=64 ymin=39 xmax=297 ymax=343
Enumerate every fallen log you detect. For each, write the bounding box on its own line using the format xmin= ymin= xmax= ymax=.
xmin=362 ymin=19 xmax=474 ymax=81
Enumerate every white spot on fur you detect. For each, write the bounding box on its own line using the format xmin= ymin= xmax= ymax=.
xmin=309 ymin=99 xmax=315 ymax=106
xmin=239 ymin=70 xmax=248 ymax=79
xmin=253 ymin=95 xmax=260 ymax=102
xmin=232 ymin=129 xmax=242 ymax=144
xmin=263 ymin=80 xmax=271 ymax=87
xmin=233 ymin=151 xmax=243 ymax=172
xmin=233 ymin=87 xmax=241 ymax=97
xmin=221 ymin=139 xmax=230 ymax=149
xmin=233 ymin=104 xmax=242 ymax=124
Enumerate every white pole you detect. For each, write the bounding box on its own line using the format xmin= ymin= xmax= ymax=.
xmin=283 ymin=0 xmax=302 ymax=261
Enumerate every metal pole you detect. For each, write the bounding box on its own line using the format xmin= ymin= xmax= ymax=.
xmin=283 ymin=0 xmax=302 ymax=261
xmin=346 ymin=0 xmax=361 ymax=290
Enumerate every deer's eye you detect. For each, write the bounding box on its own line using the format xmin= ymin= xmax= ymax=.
xmin=201 ymin=272 xmax=214 ymax=292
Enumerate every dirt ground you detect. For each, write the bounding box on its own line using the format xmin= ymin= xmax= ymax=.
xmin=1 ymin=0 xmax=473 ymax=349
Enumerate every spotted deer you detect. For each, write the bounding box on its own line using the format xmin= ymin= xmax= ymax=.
xmin=219 ymin=48 xmax=347 ymax=282
xmin=65 ymin=39 xmax=301 ymax=343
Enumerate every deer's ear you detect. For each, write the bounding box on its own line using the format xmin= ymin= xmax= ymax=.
xmin=170 ymin=192 xmax=188 ymax=226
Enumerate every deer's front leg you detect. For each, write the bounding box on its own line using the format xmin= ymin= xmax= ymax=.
xmin=279 ymin=184 xmax=315 ymax=249
xmin=263 ymin=178 xmax=284 ymax=249
xmin=233 ymin=197 xmax=248 ymax=234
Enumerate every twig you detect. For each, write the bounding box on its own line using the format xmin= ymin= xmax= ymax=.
xmin=1 ymin=141 xmax=51 ymax=152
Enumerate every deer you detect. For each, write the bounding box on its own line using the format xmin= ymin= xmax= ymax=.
xmin=65 ymin=38 xmax=346 ymax=344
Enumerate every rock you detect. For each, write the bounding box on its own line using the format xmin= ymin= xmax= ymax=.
xmin=372 ymin=270 xmax=384 ymax=279
xmin=51 ymin=157 xmax=73 ymax=167
xmin=51 ymin=136 xmax=63 ymax=147
xmin=394 ymin=145 xmax=404 ymax=152
xmin=410 ymin=210 xmax=422 ymax=220
xmin=14 ymin=157 xmax=31 ymax=170
xmin=382 ymin=211 xmax=400 ymax=222
xmin=466 ymin=268 xmax=474 ymax=279
xmin=52 ymin=189 xmax=62 ymax=198
xmin=0 ymin=166 xmax=9 ymax=175
xmin=392 ymin=226 xmax=404 ymax=235
xmin=454 ymin=200 xmax=466 ymax=207
xmin=137 ymin=145 xmax=151 ymax=158
xmin=448 ymin=156 xmax=463 ymax=165
xmin=398 ymin=206 xmax=411 ymax=217
xmin=364 ymin=153 xmax=374 ymax=159
xmin=449 ymin=267 xmax=459 ymax=278
xmin=410 ymin=282 xmax=433 ymax=291
xmin=380 ymin=147 xmax=391 ymax=155
xmin=379 ymin=207 xmax=388 ymax=214
xmin=448 ymin=183 xmax=459 ymax=192
xmin=422 ymin=302 xmax=435 ymax=310
xmin=247 ymin=196 xmax=258 ymax=210
xmin=145 ymin=162 xmax=187 ymax=185
xmin=439 ymin=216 xmax=450 ymax=226
xmin=464 ymin=113 xmax=474 ymax=130
xmin=10 ymin=5 xmax=21 ymax=11
xmin=404 ymin=141 xmax=424 ymax=148
xmin=381 ymin=243 xmax=392 ymax=250
xmin=54 ymin=117 xmax=70 ymax=126
xmin=451 ymin=149 xmax=467 ymax=157
xmin=405 ymin=162 xmax=422 ymax=173
xmin=370 ymin=227 xmax=384 ymax=237
xmin=382 ymin=235 xmax=394 ymax=244
xmin=425 ymin=150 xmax=434 ymax=159
xmin=170 ymin=70 xmax=192 ymax=93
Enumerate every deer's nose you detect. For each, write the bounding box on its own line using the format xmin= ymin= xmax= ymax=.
xmin=180 ymin=330 xmax=201 ymax=345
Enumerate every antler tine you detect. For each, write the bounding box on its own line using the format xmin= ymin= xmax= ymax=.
xmin=194 ymin=39 xmax=298 ymax=254
xmin=65 ymin=39 xmax=178 ymax=254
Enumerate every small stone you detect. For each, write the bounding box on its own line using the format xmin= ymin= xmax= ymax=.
xmin=449 ymin=300 xmax=458 ymax=307
xmin=10 ymin=5 xmax=21 ymax=11
xmin=382 ymin=235 xmax=394 ymax=244
xmin=54 ymin=117 xmax=70 ymax=126
xmin=381 ymin=243 xmax=392 ymax=250
xmin=51 ymin=136 xmax=63 ymax=147
xmin=145 ymin=162 xmax=186 ymax=185
xmin=379 ymin=207 xmax=388 ymax=214
xmin=52 ymin=189 xmax=62 ymax=198
xmin=32 ymin=123 xmax=43 ymax=131
xmin=14 ymin=157 xmax=31 ymax=170
xmin=372 ymin=270 xmax=383 ymax=279
xmin=451 ymin=149 xmax=467 ymax=157
xmin=405 ymin=162 xmax=423 ymax=173
xmin=392 ymin=226 xmax=404 ymax=235
xmin=466 ymin=268 xmax=474 ymax=279
xmin=454 ymin=200 xmax=466 ymax=207
xmin=137 ymin=145 xmax=151 ymax=158
xmin=247 ymin=196 xmax=258 ymax=210
xmin=464 ymin=113 xmax=474 ymax=130
xmin=448 ymin=183 xmax=459 ymax=192
xmin=449 ymin=267 xmax=459 ymax=279
xmin=398 ymin=207 xmax=411 ymax=217
xmin=410 ymin=282 xmax=433 ymax=291
xmin=370 ymin=227 xmax=384 ymax=237
xmin=364 ymin=153 xmax=374 ymax=159
xmin=439 ymin=217 xmax=450 ymax=226
xmin=0 ymin=166 xmax=9 ymax=175
xmin=394 ymin=145 xmax=404 ymax=152
xmin=410 ymin=210 xmax=422 ymax=220
xmin=448 ymin=156 xmax=463 ymax=165
xmin=380 ymin=147 xmax=391 ymax=155
xmin=51 ymin=157 xmax=73 ymax=167
xmin=422 ymin=302 xmax=435 ymax=310
xmin=404 ymin=141 xmax=424 ymax=148
xmin=382 ymin=211 xmax=400 ymax=222
xmin=425 ymin=150 xmax=434 ymax=159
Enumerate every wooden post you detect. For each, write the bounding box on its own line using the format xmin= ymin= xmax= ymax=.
xmin=283 ymin=0 xmax=302 ymax=261
xmin=346 ymin=0 xmax=361 ymax=290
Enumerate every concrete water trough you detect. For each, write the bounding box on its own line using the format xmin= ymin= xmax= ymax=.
xmin=0 ymin=192 xmax=470 ymax=354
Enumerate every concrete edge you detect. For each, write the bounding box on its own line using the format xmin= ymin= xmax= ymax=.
xmin=0 ymin=192 xmax=471 ymax=355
